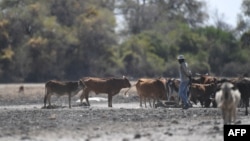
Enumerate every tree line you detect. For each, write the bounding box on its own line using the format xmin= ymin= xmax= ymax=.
xmin=0 ymin=0 xmax=250 ymax=83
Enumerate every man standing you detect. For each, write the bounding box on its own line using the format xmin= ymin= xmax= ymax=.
xmin=177 ymin=55 xmax=192 ymax=109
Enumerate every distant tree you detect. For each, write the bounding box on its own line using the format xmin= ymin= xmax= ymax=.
xmin=0 ymin=0 xmax=118 ymax=82
xmin=117 ymin=0 xmax=208 ymax=35
xmin=119 ymin=32 xmax=166 ymax=77
xmin=196 ymin=26 xmax=241 ymax=76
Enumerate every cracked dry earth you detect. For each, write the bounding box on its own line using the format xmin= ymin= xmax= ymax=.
xmin=0 ymin=83 xmax=249 ymax=141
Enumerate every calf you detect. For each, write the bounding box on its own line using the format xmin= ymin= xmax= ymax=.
xmin=215 ymin=82 xmax=241 ymax=124
xmin=80 ymin=76 xmax=131 ymax=107
xmin=44 ymin=80 xmax=84 ymax=108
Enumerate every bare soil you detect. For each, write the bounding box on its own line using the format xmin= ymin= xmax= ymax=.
xmin=0 ymin=83 xmax=249 ymax=141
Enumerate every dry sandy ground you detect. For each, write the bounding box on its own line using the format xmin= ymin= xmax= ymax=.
xmin=0 ymin=83 xmax=250 ymax=141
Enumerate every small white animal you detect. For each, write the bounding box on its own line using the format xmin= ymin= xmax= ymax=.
xmin=215 ymin=82 xmax=241 ymax=124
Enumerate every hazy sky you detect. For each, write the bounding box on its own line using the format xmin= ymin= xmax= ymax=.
xmin=203 ymin=0 xmax=243 ymax=27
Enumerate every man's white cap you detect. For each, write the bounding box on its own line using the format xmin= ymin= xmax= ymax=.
xmin=177 ymin=55 xmax=185 ymax=60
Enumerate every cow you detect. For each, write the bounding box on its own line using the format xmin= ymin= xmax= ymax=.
xmin=158 ymin=77 xmax=171 ymax=100
xmin=217 ymin=77 xmax=250 ymax=115
xmin=193 ymin=73 xmax=219 ymax=84
xmin=167 ymin=78 xmax=181 ymax=105
xmin=189 ymin=83 xmax=217 ymax=107
xmin=232 ymin=78 xmax=250 ymax=115
xmin=215 ymin=82 xmax=241 ymax=124
xmin=44 ymin=80 xmax=85 ymax=108
xmin=79 ymin=76 xmax=131 ymax=107
xmin=135 ymin=78 xmax=167 ymax=108
xmin=191 ymin=74 xmax=220 ymax=107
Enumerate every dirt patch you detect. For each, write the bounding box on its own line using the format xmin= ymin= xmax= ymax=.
xmin=0 ymin=83 xmax=249 ymax=141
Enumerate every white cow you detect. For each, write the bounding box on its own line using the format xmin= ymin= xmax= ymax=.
xmin=215 ymin=82 xmax=241 ymax=124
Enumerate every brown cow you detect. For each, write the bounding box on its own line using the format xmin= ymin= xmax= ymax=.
xmin=158 ymin=77 xmax=171 ymax=100
xmin=44 ymin=80 xmax=85 ymax=108
xmin=189 ymin=83 xmax=217 ymax=107
xmin=135 ymin=78 xmax=167 ymax=108
xmin=191 ymin=74 xmax=220 ymax=107
xmin=192 ymin=74 xmax=219 ymax=84
xmin=79 ymin=76 xmax=131 ymax=107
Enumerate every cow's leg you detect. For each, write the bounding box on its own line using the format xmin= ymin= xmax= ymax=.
xmin=48 ymin=94 xmax=52 ymax=107
xmin=245 ymin=104 xmax=248 ymax=115
xmin=205 ymin=97 xmax=211 ymax=108
xmin=139 ymin=95 xmax=143 ymax=107
xmin=80 ymin=89 xmax=86 ymax=103
xmin=228 ymin=109 xmax=232 ymax=124
xmin=153 ymin=97 xmax=159 ymax=108
xmin=232 ymin=108 xmax=236 ymax=124
xmin=85 ymin=93 xmax=90 ymax=106
xmin=148 ymin=97 xmax=152 ymax=108
xmin=245 ymin=99 xmax=249 ymax=115
xmin=108 ymin=94 xmax=112 ymax=107
xmin=44 ymin=89 xmax=48 ymax=108
xmin=222 ymin=110 xmax=226 ymax=124
xmin=68 ymin=93 xmax=71 ymax=108
xmin=166 ymin=86 xmax=170 ymax=101
xmin=80 ymin=89 xmax=90 ymax=106
xmin=177 ymin=96 xmax=182 ymax=107
xmin=228 ymin=108 xmax=232 ymax=124
xmin=153 ymin=98 xmax=156 ymax=108
xmin=144 ymin=97 xmax=146 ymax=108
xmin=148 ymin=98 xmax=152 ymax=108
xmin=154 ymin=97 xmax=160 ymax=108
xmin=200 ymin=100 xmax=204 ymax=108
xmin=80 ymin=88 xmax=89 ymax=103
xmin=225 ymin=109 xmax=230 ymax=124
xmin=146 ymin=97 xmax=149 ymax=108
xmin=44 ymin=95 xmax=47 ymax=108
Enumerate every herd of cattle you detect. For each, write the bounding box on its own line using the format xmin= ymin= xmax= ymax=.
xmin=43 ymin=75 xmax=250 ymax=118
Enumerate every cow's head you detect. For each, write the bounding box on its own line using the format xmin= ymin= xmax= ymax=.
xmin=123 ymin=76 xmax=131 ymax=88
xmin=218 ymin=82 xmax=239 ymax=104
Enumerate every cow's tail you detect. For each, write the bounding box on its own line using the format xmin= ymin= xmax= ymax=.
xmin=124 ymin=84 xmax=136 ymax=96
